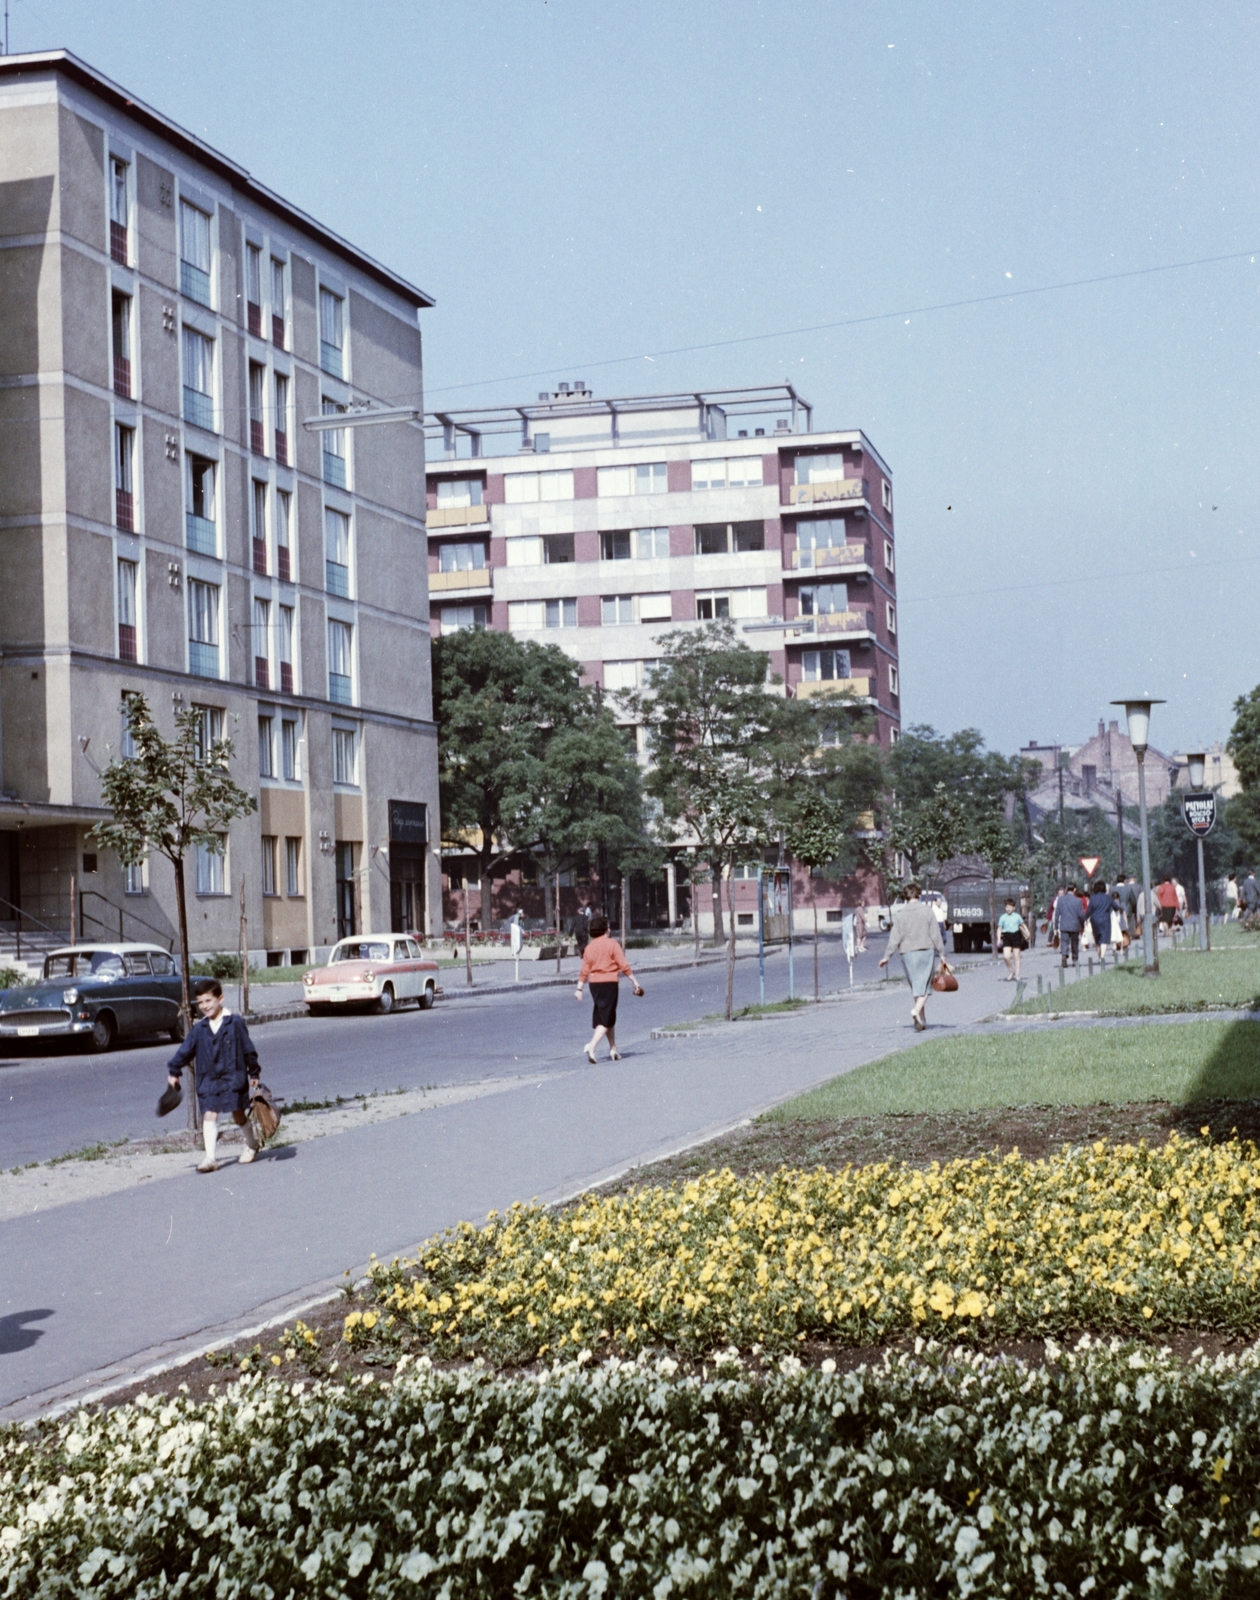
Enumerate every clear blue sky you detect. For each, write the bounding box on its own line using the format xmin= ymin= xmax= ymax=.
xmin=13 ymin=0 xmax=1259 ymax=758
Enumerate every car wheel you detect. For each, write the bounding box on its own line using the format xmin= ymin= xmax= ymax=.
xmin=88 ymin=1012 xmax=116 ymax=1053
xmin=376 ymin=984 xmax=395 ymax=1015
xmin=418 ymin=981 xmax=435 ymax=1011
xmin=169 ymin=1012 xmax=189 ymax=1044
xmin=307 ymin=1004 xmax=331 ymax=1017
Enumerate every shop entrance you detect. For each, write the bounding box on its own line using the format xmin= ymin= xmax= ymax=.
xmin=388 ymin=800 xmax=428 ymax=935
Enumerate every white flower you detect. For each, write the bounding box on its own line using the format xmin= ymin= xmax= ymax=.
xmin=400 ymin=1551 xmax=436 ymax=1580
xmin=347 ymin=1541 xmax=373 ymax=1577
xmin=955 ymin=1525 xmax=980 ymax=1560
xmin=300 ymin=1551 xmax=321 ymax=1579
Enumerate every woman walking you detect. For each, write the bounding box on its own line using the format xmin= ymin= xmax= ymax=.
xmin=1087 ymin=878 xmax=1116 ymax=961
xmin=166 ymin=979 xmax=263 ymax=1173
xmin=996 ymin=898 xmax=1029 ymax=980
xmin=879 ymin=883 xmax=952 ymax=1031
xmin=575 ymin=914 xmax=644 ymax=1062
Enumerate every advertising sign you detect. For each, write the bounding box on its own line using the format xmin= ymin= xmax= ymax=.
xmin=1182 ymin=792 xmax=1217 ymax=838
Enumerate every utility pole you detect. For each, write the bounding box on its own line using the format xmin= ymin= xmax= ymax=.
xmin=1116 ymin=784 xmax=1125 ymax=877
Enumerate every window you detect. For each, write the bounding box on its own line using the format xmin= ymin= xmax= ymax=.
xmin=328 ymin=618 xmax=353 ymax=704
xmin=188 ymin=579 xmax=220 ymax=677
xmin=248 ymin=362 xmax=266 ymax=455
xmin=319 ymin=287 xmax=344 ymax=375
xmin=801 ymin=648 xmax=852 ymax=681
xmin=124 ymin=858 xmax=148 ymax=896
xmin=253 ymin=596 xmax=271 ymax=689
xmin=889 ymin=663 xmax=899 ymax=695
xmin=691 ymin=457 xmax=763 ymax=490
xmin=596 ymin=462 xmax=667 ymax=497
xmin=635 ymin=527 xmax=670 ymax=559
xmin=436 ymin=478 xmax=484 ymax=508
xmin=191 ymin=705 xmax=224 ymax=765
xmin=696 ymin=588 xmax=767 ymax=620
xmin=261 ymin=835 xmax=277 ymax=896
xmin=439 ymin=541 xmax=485 ymax=572
xmin=276 ymin=490 xmax=292 ymax=582
xmin=179 ymin=200 xmax=212 ymax=305
xmin=120 ymin=692 xmax=140 ymax=760
xmin=638 ymin=593 xmax=671 ymax=622
xmin=886 ymin=601 xmax=896 ymax=635
xmin=114 ymin=424 xmax=135 ymax=531
xmin=109 ymin=157 xmax=129 ymax=262
xmin=332 ymin=727 xmax=358 ymax=785
xmin=258 ymin=714 xmax=275 ymax=778
xmin=504 ymin=469 xmax=574 ymax=503
xmin=186 ymin=455 xmax=216 ymax=554
xmin=252 ymin=480 xmax=268 ymax=574
xmin=890 ymin=726 xmax=901 ymax=745
xmin=882 ymin=479 xmax=892 ymax=512
xmin=181 ymin=327 xmax=214 ymax=430
xmin=797 ymin=518 xmax=847 ymax=564
xmin=694 ymin=520 xmax=764 ymax=555
xmin=322 ymin=399 xmax=346 ymax=487
xmin=111 ymin=291 xmax=131 ymax=396
xmin=271 ymin=259 xmax=287 ymax=348
xmin=116 ymin=559 xmax=138 ymax=662
xmin=441 ymin=604 xmax=488 ymax=634
xmin=602 ymin=594 xmax=634 ymax=626
xmin=193 ymin=837 xmax=225 ymax=895
xmin=246 ymin=243 xmax=262 ymax=336
xmin=601 ymin=530 xmax=632 ymax=561
xmin=505 ymin=533 xmax=575 ymax=566
xmin=281 ymin=717 xmax=299 ymax=781
xmin=325 ymin=509 xmax=351 ymax=596
xmin=274 ymin=373 xmax=289 ymax=465
xmin=508 ymin=599 xmax=577 ymax=630
xmin=799 ymin=582 xmax=848 ymax=616
xmin=604 ymin=660 xmax=639 ymax=692
xmin=883 ymin=539 xmax=894 ymax=573
xmin=285 ymin=835 xmax=303 ymax=896
xmin=278 ymin=604 xmax=295 ymax=693
xmin=795 ymin=452 xmax=847 ymax=486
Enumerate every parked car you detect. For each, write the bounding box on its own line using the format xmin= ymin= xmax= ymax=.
xmin=303 ymin=934 xmax=439 ymax=1015
xmin=0 ymin=943 xmax=184 ymax=1051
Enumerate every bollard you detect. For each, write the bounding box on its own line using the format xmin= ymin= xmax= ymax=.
xmin=1037 ymin=974 xmax=1044 ymax=996
xmin=1058 ymin=965 xmax=1065 ymax=989
xmin=1088 ymin=956 xmax=1094 ymax=977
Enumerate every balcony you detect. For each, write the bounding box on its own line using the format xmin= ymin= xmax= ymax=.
xmin=787 ymin=477 xmax=868 ymax=509
xmin=329 ymin=672 xmax=352 ymax=706
xmin=247 ymin=302 xmax=262 ymax=338
xmin=277 ymin=546 xmax=291 ymax=583
xmin=115 ymin=488 xmax=134 ymax=533
xmin=110 ymin=221 xmax=128 ymax=265
xmin=791 ymin=542 xmax=871 ymax=574
xmin=323 ymin=450 xmax=347 ymax=489
xmin=250 ymin=418 xmax=265 ymax=455
xmin=428 ymin=503 xmax=489 ymax=530
xmin=795 ymin=676 xmax=873 ymax=703
xmin=180 ymin=260 xmax=211 ymax=307
xmin=430 ymin=567 xmax=492 ymax=595
xmin=113 ymin=355 xmax=131 ymax=399
xmin=814 ymin=608 xmax=876 ymax=639
xmin=183 ymin=387 xmax=214 ymax=432
xmin=189 ymin=640 xmax=219 ymax=678
xmin=185 ymin=513 xmax=217 ymax=556
xmin=275 ymin=429 xmax=288 ymax=467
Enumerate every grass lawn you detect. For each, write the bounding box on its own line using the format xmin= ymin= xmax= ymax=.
xmin=764 ymin=1018 xmax=1260 ymax=1120
xmin=1014 ymin=943 xmax=1260 ymax=1016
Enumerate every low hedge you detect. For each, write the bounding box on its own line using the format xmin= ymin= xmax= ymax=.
xmin=4 ymin=1342 xmax=1260 ymax=1596
xmin=359 ymin=1135 xmax=1260 ymax=1362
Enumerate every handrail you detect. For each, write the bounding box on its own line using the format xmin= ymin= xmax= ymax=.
xmin=79 ymin=889 xmax=176 ymax=952
xmin=0 ymin=892 xmax=64 ymax=964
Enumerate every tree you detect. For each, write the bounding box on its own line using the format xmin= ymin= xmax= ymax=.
xmin=89 ymin=695 xmax=258 ymax=1038
xmin=1225 ymin=688 xmax=1260 ymax=867
xmin=1145 ymin=791 xmax=1244 ymax=909
xmin=784 ymin=793 xmax=854 ymax=1002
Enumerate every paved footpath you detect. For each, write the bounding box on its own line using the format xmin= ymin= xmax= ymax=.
xmin=0 ymin=951 xmax=1037 ymax=1419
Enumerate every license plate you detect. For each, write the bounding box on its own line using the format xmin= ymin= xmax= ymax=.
xmin=16 ymin=1025 xmax=40 ymax=1037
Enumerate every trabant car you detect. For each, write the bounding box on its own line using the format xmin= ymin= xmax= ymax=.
xmin=0 ymin=943 xmax=184 ymax=1051
xmin=303 ymin=934 xmax=439 ymax=1015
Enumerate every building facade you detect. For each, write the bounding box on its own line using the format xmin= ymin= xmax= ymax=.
xmin=424 ymin=384 xmax=899 ymax=932
xmin=0 ymin=50 xmax=440 ymax=964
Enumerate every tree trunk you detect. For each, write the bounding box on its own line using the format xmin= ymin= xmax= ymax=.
xmin=692 ymin=873 xmax=700 ymax=966
xmin=463 ymin=874 xmax=474 ymax=987
xmin=621 ymin=874 xmax=629 ymax=942
xmin=812 ymin=878 xmax=820 ymax=1002
xmin=725 ymin=863 xmax=737 ymax=1020
xmin=711 ymin=871 xmax=725 ymax=947
xmin=542 ymin=865 xmax=554 ymax=937
xmin=172 ymin=853 xmax=198 ymax=1133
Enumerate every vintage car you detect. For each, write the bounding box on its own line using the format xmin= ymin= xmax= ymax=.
xmin=303 ymin=934 xmax=439 ymax=1015
xmin=0 ymin=943 xmax=184 ymax=1051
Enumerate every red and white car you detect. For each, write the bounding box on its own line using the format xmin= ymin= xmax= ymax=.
xmin=303 ymin=934 xmax=440 ymax=1015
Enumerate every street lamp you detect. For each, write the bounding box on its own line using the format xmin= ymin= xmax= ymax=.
xmin=1186 ymin=750 xmax=1211 ymax=953
xmin=1112 ymin=698 xmax=1165 ymax=975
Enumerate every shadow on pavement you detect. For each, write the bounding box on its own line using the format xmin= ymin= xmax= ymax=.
xmin=0 ymin=1309 xmax=53 ymax=1355
xmin=1170 ymin=1020 xmax=1260 ymax=1142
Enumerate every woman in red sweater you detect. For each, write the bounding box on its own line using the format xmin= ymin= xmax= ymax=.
xmin=575 ymin=914 xmax=644 ymax=1062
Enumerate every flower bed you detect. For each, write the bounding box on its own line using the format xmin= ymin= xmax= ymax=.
xmin=5 ymin=1343 xmax=1260 ymax=1596
xmin=361 ymin=1135 xmax=1260 ymax=1361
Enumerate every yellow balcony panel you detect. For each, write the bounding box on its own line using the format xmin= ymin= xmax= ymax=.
xmin=787 ymin=478 xmax=867 ymax=507
xmin=791 ymin=543 xmax=871 ymax=571
xmin=814 ymin=609 xmax=875 ymax=636
xmin=428 ymin=504 xmax=490 ymax=529
xmin=429 ymin=567 xmax=492 ymax=593
xmin=795 ymin=677 xmax=872 ymax=701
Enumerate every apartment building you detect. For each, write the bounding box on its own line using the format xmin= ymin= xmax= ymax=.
xmin=0 ymin=51 xmax=439 ymax=963
xmin=425 ymin=384 xmax=899 ymax=930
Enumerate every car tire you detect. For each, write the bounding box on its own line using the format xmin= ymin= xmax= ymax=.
xmin=307 ymin=1004 xmax=331 ymax=1017
xmin=88 ymin=1012 xmax=116 ymax=1053
xmin=418 ymin=981 xmax=435 ymax=1011
xmin=375 ymin=985 xmax=395 ymax=1015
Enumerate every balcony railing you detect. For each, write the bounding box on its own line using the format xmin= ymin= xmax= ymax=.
xmin=118 ymin=624 xmax=137 ymax=663
xmin=326 ymin=561 xmax=350 ymax=598
xmin=180 ymin=260 xmax=211 ymax=307
xmin=277 ymin=546 xmax=291 ymax=583
xmin=792 ymin=542 xmax=870 ymax=571
xmin=250 ymin=418 xmax=265 ymax=455
xmin=323 ymin=451 xmax=347 ymax=489
xmin=252 ymin=537 xmax=268 ymax=576
xmin=427 ymin=503 xmax=489 ymax=529
xmin=814 ymin=608 xmax=876 ymax=636
xmin=329 ymin=672 xmax=352 ymax=706
xmin=280 ymin=662 xmax=294 ymax=694
xmin=115 ymin=488 xmax=134 ymax=533
xmin=110 ymin=221 xmax=128 ymax=265
xmin=189 ymin=640 xmax=219 ymax=678
xmin=430 ymin=567 xmax=491 ymax=593
xmin=247 ymin=302 xmax=262 ymax=338
xmin=272 ymin=314 xmax=285 ymax=350
xmin=186 ymin=513 xmax=217 ymax=556
xmin=255 ymin=657 xmax=270 ymax=690
xmin=795 ymin=676 xmax=872 ymax=701
xmin=113 ymin=355 xmax=131 ymax=398
xmin=787 ymin=477 xmax=868 ymax=508
xmin=183 ymin=386 xmax=214 ymax=432
xmin=320 ymin=341 xmax=343 ymax=378
xmin=275 ymin=429 xmax=288 ymax=466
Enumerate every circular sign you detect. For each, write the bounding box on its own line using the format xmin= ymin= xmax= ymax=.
xmin=1182 ymin=792 xmax=1217 ymax=838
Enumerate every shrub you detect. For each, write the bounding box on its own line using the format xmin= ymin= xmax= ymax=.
xmin=5 ymin=1343 xmax=1260 ymax=1596
xmin=190 ymin=952 xmax=241 ymax=980
xmin=0 ymin=967 xmax=26 ymax=989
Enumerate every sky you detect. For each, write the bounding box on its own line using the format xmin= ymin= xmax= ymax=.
xmin=10 ymin=0 xmax=1260 ymax=758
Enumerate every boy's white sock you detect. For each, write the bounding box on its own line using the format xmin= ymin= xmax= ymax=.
xmin=243 ymin=1117 xmax=260 ymax=1151
xmin=202 ymin=1120 xmax=218 ymax=1163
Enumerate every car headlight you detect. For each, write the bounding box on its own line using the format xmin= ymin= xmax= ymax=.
xmin=63 ymin=988 xmax=78 ymax=1004
xmin=303 ymin=972 xmax=316 ymax=985
xmin=363 ymin=970 xmax=375 ymax=981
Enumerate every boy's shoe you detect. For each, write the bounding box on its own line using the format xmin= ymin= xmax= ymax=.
xmin=238 ymin=1147 xmax=257 ymax=1164
xmin=196 ymin=1159 xmax=218 ymax=1174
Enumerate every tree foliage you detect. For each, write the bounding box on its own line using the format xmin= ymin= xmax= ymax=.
xmin=885 ymin=726 xmax=1033 ymax=884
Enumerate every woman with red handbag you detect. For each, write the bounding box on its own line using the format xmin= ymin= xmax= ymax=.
xmin=879 ymin=882 xmax=954 ymax=1031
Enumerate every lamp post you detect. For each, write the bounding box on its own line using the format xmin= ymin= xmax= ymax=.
xmin=1112 ymin=698 xmax=1165 ymax=975
xmin=1186 ymin=750 xmax=1211 ymax=953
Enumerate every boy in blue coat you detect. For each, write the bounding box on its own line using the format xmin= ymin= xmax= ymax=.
xmin=166 ymin=979 xmax=262 ymax=1173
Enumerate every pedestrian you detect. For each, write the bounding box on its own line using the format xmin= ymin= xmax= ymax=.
xmin=996 ymin=897 xmax=1029 ymax=981
xmin=165 ymin=979 xmax=263 ymax=1174
xmin=1173 ymin=876 xmax=1188 ymax=927
xmin=574 ymin=913 xmax=644 ymax=1063
xmin=879 ymin=882 xmax=952 ymax=1032
xmin=1055 ymin=882 xmax=1085 ymax=967
xmin=1120 ymin=874 xmax=1140 ymax=941
xmin=854 ymin=904 xmax=868 ymax=953
xmin=572 ymin=900 xmax=593 ymax=956
xmin=1156 ymin=877 xmax=1178 ymax=935
xmin=1087 ymin=878 xmax=1115 ymax=960
xmin=1227 ymin=875 xmax=1240 ymax=920
xmin=1241 ymin=870 xmax=1260 ymax=920
xmin=930 ymin=892 xmax=949 ymax=949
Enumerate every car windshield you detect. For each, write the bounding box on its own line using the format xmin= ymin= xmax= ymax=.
xmin=332 ymin=942 xmax=390 ymax=963
xmin=44 ymin=951 xmax=126 ymax=979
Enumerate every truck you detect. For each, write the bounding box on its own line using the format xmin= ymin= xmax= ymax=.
xmin=942 ymin=876 xmax=1031 ymax=954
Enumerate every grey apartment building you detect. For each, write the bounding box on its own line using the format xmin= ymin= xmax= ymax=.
xmin=0 ymin=51 xmax=439 ymax=964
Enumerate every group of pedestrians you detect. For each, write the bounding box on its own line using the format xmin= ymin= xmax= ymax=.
xmin=1049 ymin=871 xmax=1208 ymax=966
xmin=1226 ymin=872 xmax=1260 ymax=921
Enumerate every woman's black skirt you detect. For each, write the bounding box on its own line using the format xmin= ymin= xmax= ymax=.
xmin=590 ymin=981 xmax=619 ymax=1029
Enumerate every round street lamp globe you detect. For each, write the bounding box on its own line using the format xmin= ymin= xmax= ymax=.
xmin=1110 ymin=698 xmax=1166 ymax=755
xmin=1186 ymin=751 xmax=1207 ymax=792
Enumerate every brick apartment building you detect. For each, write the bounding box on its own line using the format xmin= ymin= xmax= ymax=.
xmin=424 ymin=384 xmax=899 ymax=933
xmin=0 ymin=50 xmax=440 ymax=965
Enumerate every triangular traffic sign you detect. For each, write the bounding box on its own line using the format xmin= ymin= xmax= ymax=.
xmin=1079 ymin=855 xmax=1102 ymax=878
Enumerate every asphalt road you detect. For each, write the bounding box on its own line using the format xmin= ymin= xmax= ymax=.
xmin=1 ymin=936 xmax=890 ymax=1169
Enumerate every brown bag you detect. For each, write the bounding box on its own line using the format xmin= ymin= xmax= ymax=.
xmin=250 ymin=1083 xmax=282 ymax=1143
xmin=931 ymin=970 xmax=959 ymax=993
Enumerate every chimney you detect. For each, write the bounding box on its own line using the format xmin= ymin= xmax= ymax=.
xmin=1098 ymin=720 xmax=1105 ymax=739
